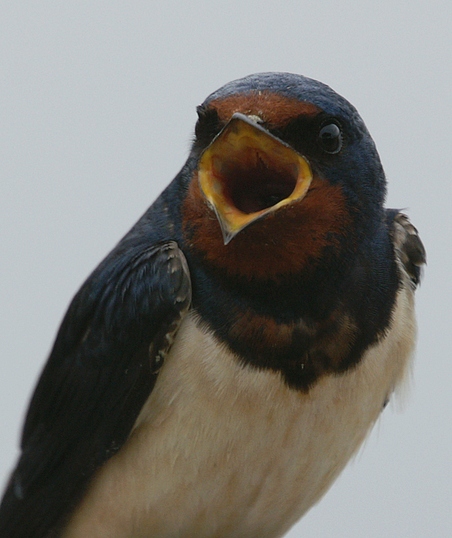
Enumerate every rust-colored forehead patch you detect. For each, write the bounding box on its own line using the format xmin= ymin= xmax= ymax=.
xmin=208 ymin=91 xmax=321 ymax=127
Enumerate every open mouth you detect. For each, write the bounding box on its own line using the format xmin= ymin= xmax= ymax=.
xmin=212 ymin=148 xmax=298 ymax=214
xmin=198 ymin=113 xmax=312 ymax=244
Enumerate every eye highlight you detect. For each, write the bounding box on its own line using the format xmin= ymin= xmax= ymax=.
xmin=318 ymin=122 xmax=342 ymax=154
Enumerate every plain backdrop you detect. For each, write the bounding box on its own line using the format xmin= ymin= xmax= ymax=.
xmin=1 ymin=2 xmax=451 ymax=537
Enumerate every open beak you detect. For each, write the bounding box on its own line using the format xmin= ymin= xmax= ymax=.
xmin=198 ymin=113 xmax=313 ymax=244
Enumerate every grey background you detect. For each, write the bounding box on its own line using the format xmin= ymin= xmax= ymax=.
xmin=1 ymin=2 xmax=450 ymax=536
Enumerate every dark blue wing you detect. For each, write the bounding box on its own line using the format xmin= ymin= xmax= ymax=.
xmin=0 ymin=240 xmax=191 ymax=538
xmin=386 ymin=209 xmax=426 ymax=286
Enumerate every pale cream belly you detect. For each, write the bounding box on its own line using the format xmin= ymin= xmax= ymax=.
xmin=63 ymin=286 xmax=415 ymax=538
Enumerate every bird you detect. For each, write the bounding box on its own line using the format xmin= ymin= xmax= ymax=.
xmin=0 ymin=72 xmax=426 ymax=538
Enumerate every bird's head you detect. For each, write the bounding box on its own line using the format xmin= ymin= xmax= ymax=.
xmin=182 ymin=73 xmax=386 ymax=280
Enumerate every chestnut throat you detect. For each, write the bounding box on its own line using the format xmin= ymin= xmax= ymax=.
xmin=182 ymin=173 xmax=351 ymax=280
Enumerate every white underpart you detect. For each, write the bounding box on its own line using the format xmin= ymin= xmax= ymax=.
xmin=64 ymin=285 xmax=416 ymax=538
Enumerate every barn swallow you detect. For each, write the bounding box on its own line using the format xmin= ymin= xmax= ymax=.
xmin=0 ymin=72 xmax=426 ymax=538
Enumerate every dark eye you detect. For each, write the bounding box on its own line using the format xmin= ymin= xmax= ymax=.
xmin=194 ymin=105 xmax=222 ymax=147
xmin=318 ymin=122 xmax=342 ymax=154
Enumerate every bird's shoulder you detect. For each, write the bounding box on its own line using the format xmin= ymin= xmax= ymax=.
xmin=386 ymin=209 xmax=426 ymax=288
xmin=0 ymin=210 xmax=191 ymax=538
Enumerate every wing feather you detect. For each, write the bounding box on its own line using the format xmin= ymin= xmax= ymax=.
xmin=0 ymin=240 xmax=191 ymax=538
xmin=386 ymin=210 xmax=426 ymax=287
